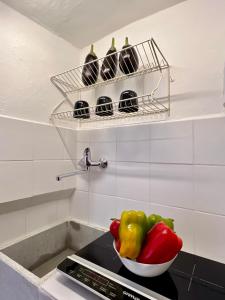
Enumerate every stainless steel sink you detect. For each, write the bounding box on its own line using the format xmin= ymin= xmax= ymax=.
xmin=1 ymin=221 xmax=104 ymax=278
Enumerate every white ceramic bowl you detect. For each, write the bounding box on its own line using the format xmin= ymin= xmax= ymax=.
xmin=113 ymin=242 xmax=177 ymax=277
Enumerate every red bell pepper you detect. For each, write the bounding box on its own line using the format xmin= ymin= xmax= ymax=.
xmin=110 ymin=219 xmax=120 ymax=239
xmin=136 ymin=222 xmax=183 ymax=264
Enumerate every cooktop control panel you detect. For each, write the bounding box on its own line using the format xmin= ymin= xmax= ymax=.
xmin=57 ymin=256 xmax=157 ymax=300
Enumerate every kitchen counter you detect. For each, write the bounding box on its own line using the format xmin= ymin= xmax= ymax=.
xmin=54 ymin=232 xmax=225 ymax=300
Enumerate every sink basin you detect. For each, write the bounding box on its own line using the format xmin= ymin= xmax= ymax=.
xmin=1 ymin=221 xmax=104 ymax=278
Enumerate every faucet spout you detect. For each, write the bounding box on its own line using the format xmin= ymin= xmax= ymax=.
xmin=56 ymin=170 xmax=86 ymax=181
xmin=56 ymin=148 xmax=108 ymax=181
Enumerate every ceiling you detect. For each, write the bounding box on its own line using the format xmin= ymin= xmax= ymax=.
xmin=2 ymin=0 xmax=185 ymax=48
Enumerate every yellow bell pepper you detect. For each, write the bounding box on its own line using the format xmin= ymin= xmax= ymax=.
xmin=119 ymin=210 xmax=148 ymax=259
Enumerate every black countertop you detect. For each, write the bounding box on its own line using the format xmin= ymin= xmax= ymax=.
xmin=76 ymin=232 xmax=225 ymax=300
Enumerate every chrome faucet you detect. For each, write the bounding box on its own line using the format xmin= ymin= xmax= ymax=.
xmin=79 ymin=147 xmax=108 ymax=169
xmin=56 ymin=148 xmax=107 ymax=181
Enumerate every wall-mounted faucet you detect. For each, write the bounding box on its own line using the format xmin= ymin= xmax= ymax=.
xmin=56 ymin=147 xmax=107 ymax=181
xmin=79 ymin=147 xmax=108 ymax=169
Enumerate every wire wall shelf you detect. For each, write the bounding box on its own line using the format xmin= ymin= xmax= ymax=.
xmin=51 ymin=38 xmax=169 ymax=95
xmin=50 ymin=38 xmax=171 ymax=127
xmin=51 ymin=92 xmax=169 ymax=124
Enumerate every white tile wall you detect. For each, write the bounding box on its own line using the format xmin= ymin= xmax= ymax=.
xmin=61 ymin=160 xmax=77 ymax=190
xmin=90 ymin=128 xmax=116 ymax=142
xmin=150 ymin=120 xmax=193 ymax=164
xmin=0 ymin=115 xmax=76 ymax=246
xmin=77 ymin=130 xmax=90 ymax=142
xmin=75 ymin=161 xmax=89 ymax=192
xmin=56 ymin=198 xmax=70 ymax=222
xmin=62 ymin=128 xmax=77 ymax=160
xmin=0 ymin=209 xmax=26 ymax=245
xmin=117 ymin=140 xmax=150 ymax=162
xmin=89 ymin=193 xmax=116 ymax=228
xmin=116 ymin=162 xmax=150 ymax=202
xmin=117 ymin=124 xmax=149 ymax=141
xmin=33 ymin=160 xmax=65 ymax=195
xmin=71 ymin=190 xmax=89 ymax=223
xmin=90 ymin=162 xmax=116 ymax=196
xmin=32 ymin=124 xmax=64 ymax=160
xmin=71 ymin=115 xmax=225 ymax=264
xmin=0 ymin=198 xmax=71 ymax=246
xmin=25 ymin=198 xmax=69 ymax=233
xmin=0 ymin=116 xmax=76 ymax=204
xmin=194 ymin=165 xmax=225 ymax=215
xmin=194 ymin=211 xmax=225 ymax=263
xmin=2 ymin=114 xmax=225 ymax=264
xmin=90 ymin=142 xmax=116 ymax=162
xmin=194 ymin=116 xmax=225 ymax=165
xmin=150 ymin=120 xmax=192 ymax=139
xmin=150 ymin=164 xmax=193 ymax=209
xmin=26 ymin=201 xmax=58 ymax=233
xmin=0 ymin=161 xmax=33 ymax=203
xmin=0 ymin=117 xmax=33 ymax=160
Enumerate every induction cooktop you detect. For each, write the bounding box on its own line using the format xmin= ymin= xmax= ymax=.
xmin=57 ymin=232 xmax=225 ymax=300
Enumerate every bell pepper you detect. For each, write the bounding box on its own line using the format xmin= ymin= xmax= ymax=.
xmin=119 ymin=210 xmax=148 ymax=259
xmin=110 ymin=219 xmax=120 ymax=239
xmin=137 ymin=222 xmax=183 ymax=264
xmin=147 ymin=214 xmax=174 ymax=231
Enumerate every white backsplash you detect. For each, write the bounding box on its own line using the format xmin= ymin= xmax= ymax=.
xmin=1 ymin=113 xmax=225 ymax=265
xmin=72 ymin=114 xmax=225 ymax=264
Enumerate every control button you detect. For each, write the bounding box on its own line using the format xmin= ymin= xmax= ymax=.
xmin=99 ymin=287 xmax=107 ymax=294
xmin=109 ymin=292 xmax=117 ymax=298
xmin=68 ymin=270 xmax=74 ymax=276
xmin=108 ymin=284 xmax=116 ymax=290
xmin=92 ymin=282 xmax=98 ymax=287
xmin=75 ymin=273 xmax=83 ymax=280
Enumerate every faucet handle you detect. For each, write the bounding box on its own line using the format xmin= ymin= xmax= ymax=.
xmin=78 ymin=157 xmax=88 ymax=170
xmin=83 ymin=147 xmax=108 ymax=169
xmin=84 ymin=147 xmax=90 ymax=155
xmin=99 ymin=158 xmax=108 ymax=168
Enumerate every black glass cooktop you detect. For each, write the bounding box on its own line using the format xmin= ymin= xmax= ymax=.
xmin=75 ymin=232 xmax=225 ymax=300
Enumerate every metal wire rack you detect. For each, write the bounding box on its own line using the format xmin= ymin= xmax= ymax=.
xmin=50 ymin=38 xmax=169 ymax=95
xmin=50 ymin=38 xmax=171 ymax=127
xmin=51 ymin=92 xmax=169 ymax=123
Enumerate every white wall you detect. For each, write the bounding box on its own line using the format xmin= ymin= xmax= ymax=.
xmin=80 ymin=0 xmax=225 ymax=120
xmin=0 ymin=115 xmax=77 ymax=247
xmin=0 ymin=2 xmax=79 ymax=248
xmin=72 ymin=114 xmax=225 ymax=264
xmin=0 ymin=1 xmax=79 ymax=124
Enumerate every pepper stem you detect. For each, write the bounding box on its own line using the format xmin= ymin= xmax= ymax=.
xmin=90 ymin=44 xmax=95 ymax=55
xmin=125 ymin=37 xmax=129 ymax=46
xmin=111 ymin=37 xmax=115 ymax=50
